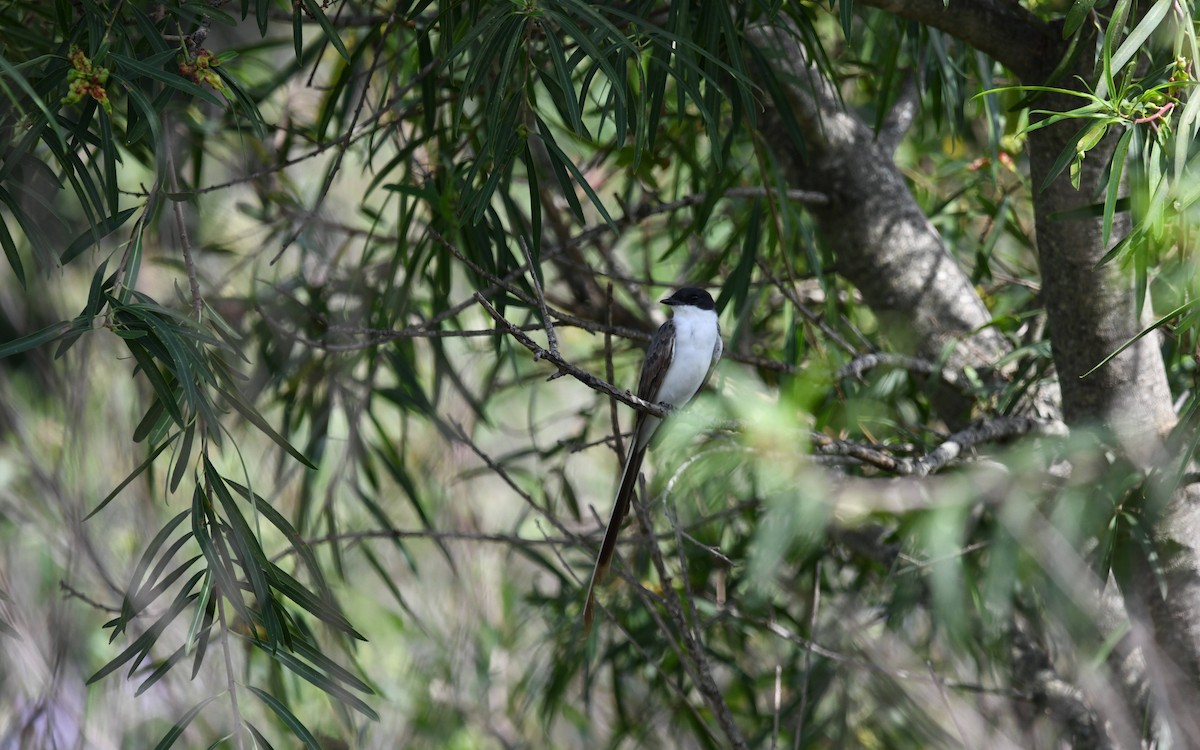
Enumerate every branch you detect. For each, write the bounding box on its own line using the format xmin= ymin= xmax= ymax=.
xmin=836 ymin=351 xmax=972 ymax=392
xmin=474 ymin=293 xmax=671 ymax=419
xmin=813 ymin=416 xmax=1068 ymax=477
xmin=164 ymin=136 xmax=202 ymax=320
xmin=1011 ymin=616 xmax=1116 ymax=749
xmin=852 ymin=0 xmax=1057 ymax=80
xmin=630 ymin=494 xmax=749 ymax=750
xmin=519 ymin=236 xmax=560 ymax=361
xmin=747 ymin=21 xmax=1052 ymax=424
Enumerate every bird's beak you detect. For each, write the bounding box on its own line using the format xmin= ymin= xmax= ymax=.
xmin=660 ymin=297 xmax=676 ymax=306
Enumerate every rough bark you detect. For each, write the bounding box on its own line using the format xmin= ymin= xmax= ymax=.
xmin=854 ymin=0 xmax=1058 ymax=80
xmin=751 ymin=3 xmax=1200 ymax=743
xmin=1025 ymin=101 xmax=1176 ymax=456
xmin=1023 ymin=37 xmax=1200 ymax=744
xmin=747 ymin=25 xmax=1024 ymax=424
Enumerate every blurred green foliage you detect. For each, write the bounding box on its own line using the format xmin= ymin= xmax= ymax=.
xmin=0 ymin=0 xmax=1197 ymax=747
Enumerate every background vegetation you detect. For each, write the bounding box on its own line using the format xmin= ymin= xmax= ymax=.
xmin=1 ymin=0 xmax=1199 ymax=747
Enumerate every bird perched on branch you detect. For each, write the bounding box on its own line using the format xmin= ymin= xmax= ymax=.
xmin=583 ymin=287 xmax=723 ymax=631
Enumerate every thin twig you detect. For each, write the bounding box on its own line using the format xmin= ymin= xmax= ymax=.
xmin=756 ymin=258 xmax=860 ymax=356
xmin=772 ymin=663 xmax=783 ymax=750
xmin=812 ymin=416 xmax=1068 ymax=476
xmin=520 ymin=236 xmax=559 ymax=361
xmin=165 ymin=142 xmax=202 ymax=320
xmin=447 ymin=421 xmax=577 ymax=540
xmin=59 ymin=580 xmax=121 ymax=613
xmin=216 ymin=589 xmax=245 ymax=750
xmin=605 ymin=283 xmax=626 ymax=466
xmin=794 ymin=559 xmax=821 ymax=748
xmin=837 ymin=352 xmax=970 ymax=392
xmin=474 ymin=293 xmax=671 ymax=419
xmin=632 ymin=494 xmax=749 ymax=749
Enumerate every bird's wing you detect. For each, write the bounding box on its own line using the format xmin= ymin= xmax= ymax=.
xmin=637 ymin=318 xmax=676 ymax=400
xmin=705 ymin=326 xmax=723 ymax=387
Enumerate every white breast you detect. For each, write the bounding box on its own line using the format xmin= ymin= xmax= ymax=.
xmin=656 ymin=306 xmax=720 ymax=407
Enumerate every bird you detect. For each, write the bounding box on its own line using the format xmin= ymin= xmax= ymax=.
xmin=583 ymin=286 xmax=723 ymax=630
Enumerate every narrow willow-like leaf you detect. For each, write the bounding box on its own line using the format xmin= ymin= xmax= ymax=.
xmin=204 ymin=460 xmax=280 ymax=648
xmin=268 ymin=562 xmax=364 ymax=640
xmin=1103 ymin=126 xmax=1134 ymax=247
xmin=86 ymin=569 xmax=202 ymax=684
xmin=1064 ymin=0 xmax=1100 ymax=37
xmin=300 ymin=0 xmax=350 ymax=61
xmin=216 ymin=385 xmax=317 ymax=469
xmin=123 ymin=340 xmax=186 ymax=427
xmin=1039 ymin=123 xmax=1096 ymax=193
xmin=1110 ymin=0 xmax=1173 ymax=84
xmin=247 ymin=686 xmax=322 ymax=750
xmin=187 ymin=575 xmax=215 ymax=679
xmin=214 ymin=68 xmax=267 ymax=140
xmin=1099 ymin=0 xmax=1134 ymax=99
xmin=1083 ymin=299 xmax=1200 ymax=377
xmin=0 ymin=215 xmax=24 ymax=289
xmin=112 ymin=52 xmax=225 ymax=107
xmin=150 ymin=694 xmax=220 ymax=750
xmin=0 ymin=320 xmax=70 ymax=359
xmin=716 ymin=198 xmax=761 ymax=316
xmin=244 ymin=722 xmax=277 ymax=750
xmin=170 ymin=421 xmax=195 ymax=492
xmin=122 ymin=509 xmax=191 ymax=614
xmin=86 ymin=433 xmax=179 ymax=519
xmin=253 ymin=637 xmax=379 ymax=719
xmin=543 ymin=27 xmax=585 ymax=137
xmin=135 ymin=642 xmax=188 ymax=696
xmin=534 ymin=115 xmax=616 ymax=230
xmin=191 ymin=485 xmax=254 ymax=628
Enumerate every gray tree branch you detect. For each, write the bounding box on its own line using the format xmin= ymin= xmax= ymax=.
xmin=851 ymin=0 xmax=1058 ymax=80
xmin=746 ymin=24 xmax=1056 ymax=424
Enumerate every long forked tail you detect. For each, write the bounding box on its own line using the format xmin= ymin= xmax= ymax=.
xmin=582 ymin=443 xmax=648 ymax=631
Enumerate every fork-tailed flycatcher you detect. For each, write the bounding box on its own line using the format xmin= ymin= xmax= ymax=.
xmin=583 ymin=287 xmax=723 ymax=630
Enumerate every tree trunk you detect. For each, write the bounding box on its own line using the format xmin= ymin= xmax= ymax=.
xmin=1026 ymin=51 xmax=1200 ymax=740
xmin=747 ymin=25 xmax=1018 ymax=424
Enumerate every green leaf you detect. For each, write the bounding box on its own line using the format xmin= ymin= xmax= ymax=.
xmin=300 ymin=0 xmax=351 ymax=61
xmin=1040 ymin=123 xmax=1097 ymax=193
xmin=0 ymin=321 xmax=71 ymax=359
xmin=1110 ymin=0 xmax=1173 ymax=85
xmin=171 ymin=421 xmax=196 ymax=492
xmin=0 ymin=214 xmax=24 ymax=289
xmin=87 ymin=569 xmax=202 ymax=684
xmin=136 ymin=642 xmax=189 ymax=696
xmin=1082 ymin=298 xmax=1200 ymax=377
xmin=268 ymin=561 xmax=363 ymax=639
xmin=247 ymin=686 xmax=322 ymax=750
xmin=1063 ymin=0 xmax=1100 ymax=37
xmin=122 ymin=509 xmax=191 ymax=616
xmin=204 ymin=459 xmax=279 ymax=647
xmin=534 ymin=115 xmax=616 ymax=231
xmin=86 ymin=433 xmax=180 ymax=520
xmin=123 ymin=340 xmax=186 ymax=428
xmin=1100 ymin=0 xmax=1134 ymax=99
xmin=1103 ymin=126 xmax=1134 ymax=247
xmin=252 ymin=643 xmax=379 ymax=720
xmin=112 ymin=52 xmax=225 ymax=107
xmin=216 ymin=385 xmax=317 ymax=469
xmin=187 ymin=576 xmax=216 ymax=679
xmin=244 ymin=722 xmax=277 ymax=750
xmin=151 ymin=694 xmax=221 ymax=750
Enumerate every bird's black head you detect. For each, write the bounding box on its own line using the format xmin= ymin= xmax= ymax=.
xmin=661 ymin=287 xmax=715 ymax=311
